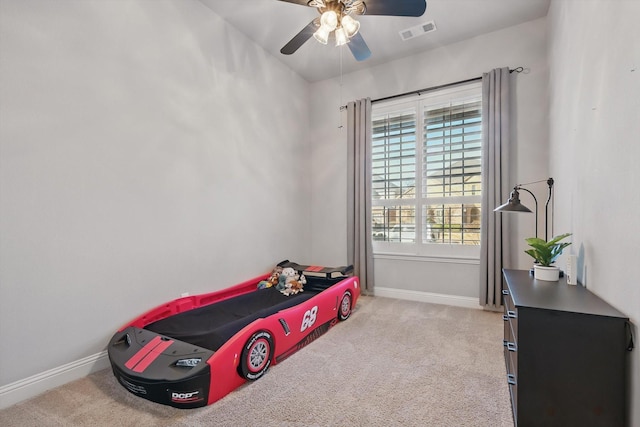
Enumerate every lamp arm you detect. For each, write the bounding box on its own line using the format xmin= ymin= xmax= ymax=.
xmin=516 ymin=186 xmax=538 ymax=239
xmin=545 ymin=178 xmax=554 ymax=241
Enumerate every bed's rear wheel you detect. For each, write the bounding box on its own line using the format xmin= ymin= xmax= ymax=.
xmin=338 ymin=291 xmax=352 ymax=321
xmin=239 ymin=330 xmax=273 ymax=381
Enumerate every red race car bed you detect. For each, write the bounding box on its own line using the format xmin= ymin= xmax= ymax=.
xmin=107 ymin=260 xmax=359 ymax=408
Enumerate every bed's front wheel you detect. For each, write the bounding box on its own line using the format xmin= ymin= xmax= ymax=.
xmin=239 ymin=330 xmax=273 ymax=381
xmin=338 ymin=291 xmax=352 ymax=321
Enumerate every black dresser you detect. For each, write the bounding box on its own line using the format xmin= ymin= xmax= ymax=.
xmin=502 ymin=269 xmax=632 ymax=427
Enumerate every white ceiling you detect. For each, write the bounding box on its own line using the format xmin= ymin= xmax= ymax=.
xmin=198 ymin=0 xmax=550 ymax=82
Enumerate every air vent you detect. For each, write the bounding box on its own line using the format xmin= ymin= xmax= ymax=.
xmin=399 ymin=20 xmax=437 ymax=41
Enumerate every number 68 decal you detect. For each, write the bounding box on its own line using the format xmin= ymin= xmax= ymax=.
xmin=300 ymin=306 xmax=318 ymax=332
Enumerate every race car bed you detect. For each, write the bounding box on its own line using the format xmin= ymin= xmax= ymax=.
xmin=108 ymin=260 xmax=359 ymax=408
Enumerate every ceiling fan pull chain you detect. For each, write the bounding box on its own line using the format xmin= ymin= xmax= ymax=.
xmin=338 ymin=45 xmax=345 ymax=129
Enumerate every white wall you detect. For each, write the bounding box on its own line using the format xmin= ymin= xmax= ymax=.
xmin=547 ymin=0 xmax=640 ymax=423
xmin=308 ymin=18 xmax=549 ymax=299
xmin=0 ymin=0 xmax=310 ymax=392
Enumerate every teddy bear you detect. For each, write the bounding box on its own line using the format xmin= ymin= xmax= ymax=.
xmin=278 ymin=267 xmax=306 ymax=296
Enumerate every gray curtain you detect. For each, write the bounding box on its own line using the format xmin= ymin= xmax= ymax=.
xmin=346 ymin=98 xmax=374 ymax=295
xmin=479 ymin=68 xmax=511 ymax=310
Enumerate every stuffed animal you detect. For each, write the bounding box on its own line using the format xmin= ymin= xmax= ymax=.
xmin=280 ymin=281 xmax=293 ymax=296
xmin=279 ymin=267 xmax=305 ymax=296
xmin=257 ymin=266 xmax=283 ymax=289
xmin=288 ymin=275 xmax=305 ymax=294
xmin=276 ymin=269 xmax=288 ymax=291
xmin=257 ymin=280 xmax=271 ymax=290
xmin=268 ymin=267 xmax=282 ymax=286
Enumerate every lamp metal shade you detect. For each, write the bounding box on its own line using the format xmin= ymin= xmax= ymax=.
xmin=494 ymin=188 xmax=533 ymax=213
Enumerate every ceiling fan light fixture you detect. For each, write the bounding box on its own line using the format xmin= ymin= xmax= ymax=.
xmin=320 ymin=10 xmax=338 ymax=31
xmin=313 ymin=25 xmax=331 ymax=45
xmin=341 ymin=15 xmax=360 ymax=38
xmin=335 ymin=27 xmax=349 ymax=46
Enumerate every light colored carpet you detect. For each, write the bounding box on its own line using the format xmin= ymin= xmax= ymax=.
xmin=0 ymin=296 xmax=513 ymax=426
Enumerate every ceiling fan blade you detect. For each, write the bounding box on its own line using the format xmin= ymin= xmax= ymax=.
xmin=281 ymin=19 xmax=320 ymax=55
xmin=359 ymin=0 xmax=427 ymax=17
xmin=347 ymin=33 xmax=371 ymax=61
xmin=276 ymin=0 xmax=314 ymax=6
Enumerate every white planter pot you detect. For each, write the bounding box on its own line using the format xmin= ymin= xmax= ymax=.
xmin=534 ymin=265 xmax=560 ymax=282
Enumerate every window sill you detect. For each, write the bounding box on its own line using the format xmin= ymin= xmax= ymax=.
xmin=373 ymin=252 xmax=480 ymax=265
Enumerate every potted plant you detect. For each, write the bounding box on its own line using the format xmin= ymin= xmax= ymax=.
xmin=524 ymin=233 xmax=572 ymax=281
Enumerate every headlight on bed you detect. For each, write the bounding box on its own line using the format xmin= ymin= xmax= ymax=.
xmin=175 ymin=358 xmax=202 ymax=367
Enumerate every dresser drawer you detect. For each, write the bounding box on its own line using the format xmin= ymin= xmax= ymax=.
xmin=503 ymin=291 xmax=518 ymax=341
xmin=505 ymin=348 xmax=518 ymax=422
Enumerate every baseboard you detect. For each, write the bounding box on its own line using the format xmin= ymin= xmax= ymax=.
xmin=0 ymin=350 xmax=110 ymax=410
xmin=374 ymin=287 xmax=481 ymax=309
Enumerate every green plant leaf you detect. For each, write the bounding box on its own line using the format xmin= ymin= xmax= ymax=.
xmin=524 ymin=233 xmax=572 ymax=267
xmin=524 ymin=237 xmax=546 ymax=246
xmin=524 ymin=249 xmax=543 ymax=264
xmin=547 ymin=233 xmax=572 ymax=246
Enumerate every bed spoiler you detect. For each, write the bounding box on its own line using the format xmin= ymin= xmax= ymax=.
xmin=277 ymin=260 xmax=354 ymax=279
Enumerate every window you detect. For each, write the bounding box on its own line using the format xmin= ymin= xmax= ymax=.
xmin=371 ymin=83 xmax=482 ymax=258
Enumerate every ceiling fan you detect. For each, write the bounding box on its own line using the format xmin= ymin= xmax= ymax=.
xmin=278 ymin=0 xmax=427 ymax=61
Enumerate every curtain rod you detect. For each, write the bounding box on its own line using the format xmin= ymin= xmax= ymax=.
xmin=370 ymin=66 xmax=524 ymax=104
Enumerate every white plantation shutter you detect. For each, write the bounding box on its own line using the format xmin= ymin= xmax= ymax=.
xmin=371 ymin=109 xmax=417 ymax=243
xmin=423 ymin=100 xmax=482 ymax=198
xmin=371 ymin=83 xmax=482 ymax=256
xmin=372 ymin=111 xmax=416 ymax=201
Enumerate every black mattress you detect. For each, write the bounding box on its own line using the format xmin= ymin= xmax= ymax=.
xmin=145 ymin=287 xmax=318 ymax=351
